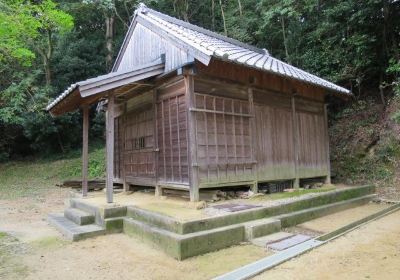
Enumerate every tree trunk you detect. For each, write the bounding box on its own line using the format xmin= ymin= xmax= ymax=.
xmin=219 ymin=0 xmax=227 ymax=36
xmin=40 ymin=29 xmax=53 ymax=86
xmin=43 ymin=56 xmax=51 ymax=86
xmin=183 ymin=0 xmax=189 ymax=22
xmin=211 ymin=0 xmax=215 ymax=30
xmin=237 ymin=0 xmax=242 ymax=17
xmin=105 ymin=15 xmax=115 ymax=71
xmin=281 ymin=16 xmax=290 ymax=63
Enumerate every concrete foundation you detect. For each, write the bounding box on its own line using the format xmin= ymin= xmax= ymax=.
xmin=48 ymin=185 xmax=376 ymax=259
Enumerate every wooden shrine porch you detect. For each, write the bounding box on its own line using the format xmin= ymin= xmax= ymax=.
xmin=47 ymin=58 xmax=166 ymax=203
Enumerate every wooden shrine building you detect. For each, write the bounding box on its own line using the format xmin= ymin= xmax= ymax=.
xmin=47 ymin=4 xmax=351 ymax=202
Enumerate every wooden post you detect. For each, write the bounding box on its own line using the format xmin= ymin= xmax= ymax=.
xmin=291 ymin=95 xmax=300 ymax=189
xmin=248 ymin=88 xmax=258 ymax=193
xmin=121 ymin=103 xmax=129 ymax=192
xmin=185 ymin=74 xmax=199 ymax=202
xmin=324 ymin=103 xmax=332 ymax=184
xmin=153 ymin=89 xmax=162 ymax=197
xmin=106 ymin=94 xmax=115 ymax=203
xmin=82 ymin=106 xmax=89 ymax=197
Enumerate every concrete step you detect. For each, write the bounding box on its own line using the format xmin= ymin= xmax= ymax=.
xmin=123 ymin=217 xmax=244 ymax=260
xmin=243 ymin=218 xmax=281 ymax=240
xmin=64 ymin=208 xmax=95 ymax=225
xmin=48 ymin=213 xmax=106 ymax=241
xmin=277 ymin=194 xmax=376 ymax=228
xmin=127 ymin=185 xmax=375 ymax=235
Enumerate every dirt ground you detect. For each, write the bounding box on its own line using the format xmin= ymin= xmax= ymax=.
xmin=255 ymin=210 xmax=400 ymax=280
xmin=1 ymin=186 xmax=399 ymax=280
xmin=0 ymin=188 xmax=68 ymax=242
xmin=296 ymin=202 xmax=389 ymax=233
xmin=0 ymin=188 xmax=269 ymax=279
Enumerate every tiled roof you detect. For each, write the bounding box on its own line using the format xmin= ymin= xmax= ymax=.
xmin=136 ymin=4 xmax=351 ymax=95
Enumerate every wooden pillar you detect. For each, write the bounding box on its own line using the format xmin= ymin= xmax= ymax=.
xmin=291 ymin=95 xmax=300 ymax=189
xmin=121 ymin=103 xmax=129 ymax=192
xmin=248 ymin=88 xmax=258 ymax=193
xmin=185 ymin=74 xmax=199 ymax=202
xmin=82 ymin=106 xmax=89 ymax=197
xmin=324 ymin=104 xmax=332 ymax=184
xmin=153 ymin=89 xmax=161 ymax=196
xmin=106 ymin=94 xmax=115 ymax=203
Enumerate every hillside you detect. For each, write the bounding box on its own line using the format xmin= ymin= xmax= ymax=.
xmin=330 ymin=96 xmax=400 ymax=200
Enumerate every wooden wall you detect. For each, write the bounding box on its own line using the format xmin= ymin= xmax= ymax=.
xmin=123 ymin=107 xmax=156 ymax=184
xmin=191 ymin=61 xmax=330 ymax=188
xmin=195 ymin=59 xmax=326 ymax=101
xmin=295 ymin=99 xmax=328 ymax=177
xmin=192 ymin=78 xmax=255 ymax=188
xmin=156 ymin=78 xmax=190 ymax=185
xmin=253 ymin=89 xmax=295 ymax=181
xmin=112 ymin=60 xmax=330 ymax=196
xmin=116 ymin=23 xmax=192 ymax=72
xmin=113 ymin=116 xmax=124 ymax=181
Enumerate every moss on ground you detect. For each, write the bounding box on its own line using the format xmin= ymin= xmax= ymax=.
xmin=0 ymin=232 xmax=29 ymax=278
xmin=30 ymin=236 xmax=70 ymax=249
xmin=0 ymin=143 xmax=105 ymax=200
xmin=249 ymin=186 xmax=336 ymax=201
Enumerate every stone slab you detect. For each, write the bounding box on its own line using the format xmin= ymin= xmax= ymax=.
xmin=267 ymin=234 xmax=312 ymax=251
xmin=251 ymin=232 xmax=294 ymax=247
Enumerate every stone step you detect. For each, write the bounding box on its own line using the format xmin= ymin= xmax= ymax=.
xmin=64 ymin=208 xmax=95 ymax=225
xmin=276 ymin=194 xmax=376 ymax=228
xmin=123 ymin=217 xmax=244 ymax=260
xmin=244 ymin=218 xmax=281 ymax=240
xmin=48 ymin=213 xmax=106 ymax=241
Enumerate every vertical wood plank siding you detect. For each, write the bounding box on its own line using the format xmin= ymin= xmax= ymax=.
xmin=295 ymin=98 xmax=328 ymax=177
xmin=156 ymin=79 xmax=189 ymax=184
xmin=116 ymin=24 xmax=191 ymax=72
xmin=123 ymin=107 xmax=156 ymax=181
xmin=112 ymin=66 xmax=329 ymax=195
xmin=193 ymin=79 xmax=254 ymax=187
xmin=113 ymin=116 xmax=124 ymax=180
xmin=254 ymin=89 xmax=295 ymax=181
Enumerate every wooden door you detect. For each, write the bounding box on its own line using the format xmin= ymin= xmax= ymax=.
xmin=123 ymin=106 xmax=156 ymax=185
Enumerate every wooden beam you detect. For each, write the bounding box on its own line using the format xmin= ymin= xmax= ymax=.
xmin=291 ymin=96 xmax=300 ymax=189
xmin=82 ymin=106 xmax=89 ymax=197
xmin=248 ymin=88 xmax=258 ymax=193
xmin=106 ymin=94 xmax=115 ymax=203
xmin=121 ymin=102 xmax=128 ymax=192
xmin=153 ymin=89 xmax=161 ymax=195
xmin=324 ymin=104 xmax=332 ymax=184
xmin=185 ymin=75 xmax=200 ymax=201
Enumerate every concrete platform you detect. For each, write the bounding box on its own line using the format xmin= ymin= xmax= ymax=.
xmin=48 ymin=185 xmax=376 ymax=259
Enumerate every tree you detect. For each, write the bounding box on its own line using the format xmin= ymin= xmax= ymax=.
xmin=0 ymin=0 xmax=74 ymax=85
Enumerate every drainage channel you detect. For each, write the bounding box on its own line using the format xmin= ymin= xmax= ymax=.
xmin=213 ymin=203 xmax=400 ymax=280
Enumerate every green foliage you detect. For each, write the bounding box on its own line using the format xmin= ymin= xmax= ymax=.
xmin=330 ymin=97 xmax=400 ymax=187
xmin=0 ymin=0 xmax=73 ymax=66
xmin=0 ymin=0 xmax=400 ymax=182
xmin=0 ymin=143 xmax=105 ymax=200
